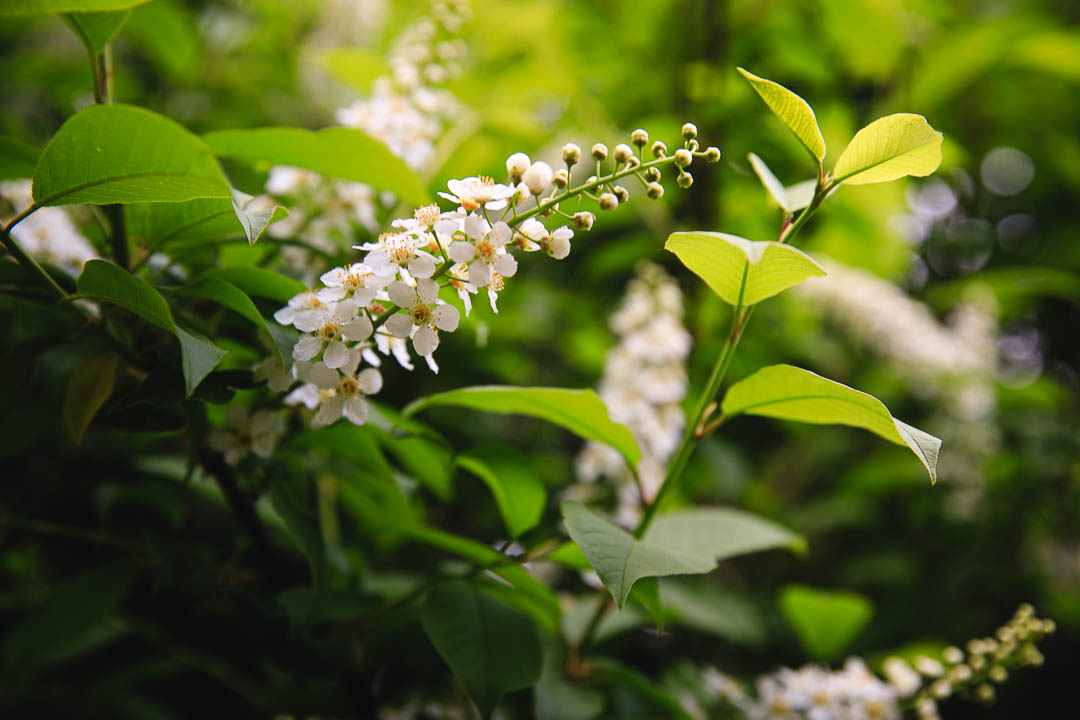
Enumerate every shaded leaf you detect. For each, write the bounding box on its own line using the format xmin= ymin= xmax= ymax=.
xmin=0 ymin=135 xmax=39 ymax=179
xmin=33 ymin=104 xmax=230 ymax=206
xmin=62 ymin=354 xmax=119 ymax=445
xmin=456 ymin=443 xmax=546 ymax=538
xmin=535 ymin=635 xmax=604 ymax=720
xmin=181 ymin=275 xmax=289 ymax=361
xmin=207 ymin=266 xmax=306 ymax=304
xmin=780 ymin=584 xmax=874 ymax=661
xmin=421 ymin=581 xmax=542 ymax=719
xmin=405 ymin=386 xmax=640 ymax=468
xmin=562 ymin=501 xmax=802 ymax=608
xmin=666 ymin=231 xmax=826 ymax=306
xmin=721 ymin=364 xmax=941 ymax=482
xmin=202 ymin=126 xmax=427 ymax=205
xmin=832 ymin=113 xmax=943 ymax=185
xmin=77 ymin=260 xmax=226 ymax=395
xmin=738 ymin=67 xmax=826 ymax=162
xmin=748 ymin=152 xmax=792 ymax=212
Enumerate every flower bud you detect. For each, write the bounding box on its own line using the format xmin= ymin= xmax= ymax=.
xmin=705 ymin=146 xmax=722 ymax=163
xmin=674 ymin=148 xmax=693 ymax=168
xmin=506 ymin=152 xmax=531 ymax=182
xmin=681 ymin=122 xmax=698 ymax=139
xmin=563 ymin=142 xmax=582 ymax=166
xmin=522 ymin=161 xmax=553 ymax=195
xmin=645 ymin=167 xmax=661 ymax=182
xmin=625 ymin=156 xmax=641 ymax=168
xmin=646 ymin=182 xmax=664 ymax=199
xmin=687 ymin=139 xmax=700 ymax=151
xmin=943 ymin=647 xmax=964 ymax=664
xmin=631 ymin=128 xmax=649 ymax=147
xmin=512 ymin=182 xmax=529 ymax=205
xmin=552 ymin=168 xmax=569 ymax=188
xmin=975 ymin=684 xmax=995 ymax=704
xmin=572 ymin=211 xmax=595 ymax=231
xmin=651 ymin=140 xmax=667 ymax=158
xmin=613 ymin=143 xmax=634 ymax=163
xmin=585 ymin=175 xmax=599 ymax=193
xmin=613 ymin=185 xmax=629 ymax=203
xmin=591 ymin=143 xmax=608 ymax=161
xmin=598 ymin=192 xmax=618 ymax=211
xmin=677 ymin=171 xmax=693 ymax=189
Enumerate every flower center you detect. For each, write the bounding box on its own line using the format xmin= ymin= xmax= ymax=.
xmin=476 ymin=237 xmax=496 ymax=261
xmin=381 ymin=233 xmax=415 ymax=265
xmin=318 ymin=320 xmax=341 ymax=340
xmin=340 ymin=377 xmax=359 ymax=396
xmin=489 ymin=272 xmax=505 ymax=292
xmin=409 ymin=304 xmax=432 ymax=325
xmin=414 ymin=203 xmax=441 ymax=227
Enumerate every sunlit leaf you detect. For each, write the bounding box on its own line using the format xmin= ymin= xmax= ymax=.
xmin=666 ymin=231 xmax=826 ymax=306
xmin=737 ymin=67 xmax=826 ymax=162
xmin=202 ymin=126 xmax=427 ymax=205
xmin=780 ymin=584 xmax=874 ymax=661
xmin=0 ymin=0 xmax=149 ymax=14
xmin=562 ymin=501 xmax=803 ymax=608
xmin=33 ymin=104 xmax=230 ymax=206
xmin=832 ymin=113 xmax=943 ymax=185
xmin=405 ymin=386 xmax=640 ymax=468
xmin=721 ymin=364 xmax=941 ymax=482
xmin=421 ymin=581 xmax=542 ymax=719
xmin=747 ymin=152 xmax=792 ymax=212
xmin=457 ymin=444 xmax=546 ymax=538
xmin=76 ymin=259 xmax=226 ymax=395
xmin=62 ymin=354 xmax=118 ymax=446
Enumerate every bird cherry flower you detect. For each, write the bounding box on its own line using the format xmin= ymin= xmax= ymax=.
xmin=273 ymin=290 xmax=328 ymax=328
xmin=447 ymin=261 xmax=478 ymax=316
xmin=252 ymin=354 xmax=292 ymax=392
xmin=306 ymin=354 xmax=384 ymax=428
xmin=447 ymin=215 xmax=518 ymax=287
xmin=384 ymin=278 xmax=460 ymax=357
xmin=439 ymin=176 xmax=515 ymax=212
xmin=208 ymin=405 xmax=283 ymax=465
xmin=357 ymin=230 xmax=438 ymax=279
xmin=518 ymin=218 xmax=573 ymax=259
xmin=375 ymin=333 xmax=416 ymax=371
xmin=292 ymin=298 xmax=374 ymax=368
xmin=317 ymin=262 xmax=394 ymax=304
xmin=392 ymin=204 xmax=465 ymax=254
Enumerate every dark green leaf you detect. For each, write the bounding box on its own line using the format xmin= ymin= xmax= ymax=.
xmin=456 ymin=443 xmax=546 ymax=538
xmin=421 ymin=581 xmax=542 ymax=719
xmin=207 ymin=266 xmax=306 ymax=303
xmin=181 ymin=275 xmax=289 ymax=361
xmin=62 ymin=353 xmax=118 ymax=445
xmin=0 ymin=135 xmax=39 ymax=179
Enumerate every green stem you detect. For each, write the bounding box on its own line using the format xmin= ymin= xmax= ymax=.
xmin=1 ymin=223 xmax=72 ymax=302
xmin=635 ymin=263 xmax=750 ymax=538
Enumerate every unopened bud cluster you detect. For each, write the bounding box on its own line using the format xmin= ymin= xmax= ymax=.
xmin=882 ymin=604 xmax=1055 ymax=720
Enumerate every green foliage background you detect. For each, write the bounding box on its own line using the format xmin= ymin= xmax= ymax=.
xmin=1 ymin=0 xmax=1078 ymax=717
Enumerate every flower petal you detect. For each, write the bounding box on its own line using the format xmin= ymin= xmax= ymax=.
xmin=494 ymin=253 xmax=518 ymax=277
xmin=463 ymin=214 xmax=487 ymax=240
xmin=432 ymin=304 xmax=460 ymax=332
xmin=293 ymin=335 xmax=324 ymax=361
xmin=413 ymin=326 xmax=439 ymax=356
xmin=293 ymin=310 xmax=324 ymax=333
xmin=384 ymin=313 xmax=415 ymax=338
xmin=417 ymin=278 xmax=439 ymax=305
xmin=312 ymin=394 xmax=344 ymax=428
xmin=323 ymin=340 xmax=349 ymax=369
xmin=334 ymin=298 xmax=359 ymax=320
xmin=448 ymin=240 xmax=475 ymax=263
xmin=492 ymin=222 xmax=512 ymax=246
xmin=356 ymin=367 xmax=383 ymax=395
xmin=388 ymin=280 xmax=416 ymax=308
xmin=344 ymin=396 xmax=368 ymax=426
xmin=469 ymin=262 xmax=490 ymax=287
xmin=408 ymin=254 xmax=436 ymax=278
xmin=343 ymin=315 xmax=373 ymax=341
xmin=309 ymin=362 xmax=340 ymax=390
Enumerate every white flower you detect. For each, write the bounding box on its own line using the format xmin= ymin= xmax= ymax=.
xmin=264 ymin=166 xmax=319 ymax=195
xmin=519 ymin=218 xmax=573 ymax=259
xmin=357 ymin=231 xmax=438 ymax=278
xmin=292 ymin=299 xmax=373 ymax=368
xmin=207 ymin=405 xmax=282 ymax=464
xmin=384 ymin=278 xmax=460 ymax=356
xmin=252 ymin=354 xmax=292 ymax=392
xmin=522 ymin=161 xmax=553 ymax=195
xmin=306 ymin=358 xmax=383 ymax=428
xmin=449 ymin=215 xmax=517 ymax=287
xmin=446 ymin=262 xmax=478 ymax=316
xmin=438 ymin=176 xmax=515 ymax=212
xmin=505 ymin=152 xmax=531 ymax=181
xmin=274 ymin=290 xmax=328 ymax=327
xmin=317 ymin=262 xmax=393 ymax=304
xmin=375 ymin=333 xmax=415 ymax=370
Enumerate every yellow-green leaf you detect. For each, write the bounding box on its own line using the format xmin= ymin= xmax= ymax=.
xmin=747 ymin=152 xmax=792 ymax=213
xmin=737 ymin=67 xmax=826 ymax=162
xmin=62 ymin=354 xmax=119 ymax=445
xmin=666 ymin=231 xmax=826 ymax=307
xmin=832 ymin=113 xmax=943 ymax=185
xmin=721 ymin=364 xmax=941 ymax=483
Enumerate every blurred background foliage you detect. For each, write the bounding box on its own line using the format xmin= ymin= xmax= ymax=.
xmin=1 ymin=0 xmax=1078 ymax=717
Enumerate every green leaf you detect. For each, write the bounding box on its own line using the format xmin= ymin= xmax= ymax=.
xmin=33 ymin=104 xmax=231 ymax=206
xmin=831 ymin=113 xmax=943 ymax=185
xmin=721 ymin=364 xmax=941 ymax=483
xmin=270 ymin=475 xmax=328 ymax=589
xmin=747 ymin=152 xmax=793 ymax=213
xmin=62 ymin=354 xmax=118 ymax=445
xmin=125 ymin=0 xmax=197 ymax=80
xmin=317 ymin=47 xmax=389 ymax=93
xmin=372 ymin=428 xmax=454 ymax=500
xmin=561 ymin=501 xmax=802 ymax=608
xmin=0 ymin=135 xmax=39 ymax=179
xmin=125 ymin=195 xmax=286 ymax=249
xmin=779 ymin=584 xmax=874 ymax=661
xmin=737 ymin=67 xmax=826 ymax=162
xmin=456 ymin=444 xmax=546 ymax=538
xmin=0 ymin=0 xmax=149 ymax=15
xmin=202 ymin=126 xmax=427 ymax=205
xmin=207 ymin=266 xmax=306 ymax=304
xmin=421 ymin=581 xmax=542 ymax=719
xmin=665 ymin=231 xmax=826 ymax=306
xmin=62 ymin=9 xmax=130 ymax=53
xmin=231 ymin=189 xmax=287 ymax=245
xmin=405 ymin=386 xmax=641 ymax=468
xmin=181 ymin=276 xmax=289 ymax=361
xmin=3 ymin=564 xmax=134 ymax=669
xmin=76 ymin=259 xmax=226 ymax=395
xmin=786 ymin=179 xmax=818 ymax=211
xmin=535 ymin=636 xmax=604 ymax=720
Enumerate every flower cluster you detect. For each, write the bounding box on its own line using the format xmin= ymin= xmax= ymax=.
xmin=1 ymin=179 xmax=98 ymax=274
xmin=263 ymin=126 xmax=719 ymax=430
xmin=574 ymin=262 xmax=692 ymax=527
xmin=207 ymin=405 xmax=284 ymax=465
